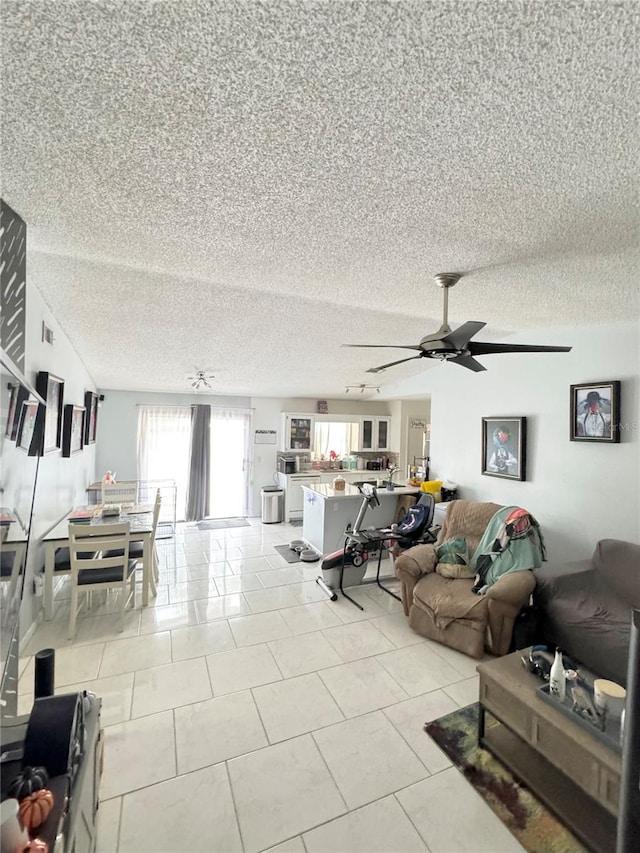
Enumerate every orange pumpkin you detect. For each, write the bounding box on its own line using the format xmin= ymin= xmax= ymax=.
xmin=18 ymin=789 xmax=54 ymax=832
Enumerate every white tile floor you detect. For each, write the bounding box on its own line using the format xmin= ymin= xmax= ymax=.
xmin=20 ymin=520 xmax=524 ymax=853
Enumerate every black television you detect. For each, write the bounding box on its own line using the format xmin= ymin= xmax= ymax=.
xmin=0 ymin=349 xmax=43 ymax=717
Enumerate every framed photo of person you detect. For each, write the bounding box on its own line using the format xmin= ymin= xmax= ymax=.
xmin=35 ymin=371 xmax=65 ymax=453
xmin=84 ymin=391 xmax=98 ymax=444
xmin=16 ymin=400 xmax=42 ymax=455
xmin=62 ymin=404 xmax=85 ymax=457
xmin=570 ymin=381 xmax=620 ymax=443
xmin=482 ymin=417 xmax=527 ymax=481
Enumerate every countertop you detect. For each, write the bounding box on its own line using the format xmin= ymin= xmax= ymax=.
xmin=302 ymin=483 xmax=420 ymax=499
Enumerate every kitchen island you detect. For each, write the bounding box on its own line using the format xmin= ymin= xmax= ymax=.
xmin=301 ymin=482 xmax=420 ymax=557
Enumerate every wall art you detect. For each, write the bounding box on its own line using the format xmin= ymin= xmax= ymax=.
xmin=62 ymin=404 xmax=85 ymax=457
xmin=84 ymin=391 xmax=98 ymax=445
xmin=35 ymin=371 xmax=64 ymax=453
xmin=482 ymin=417 xmax=527 ymax=481
xmin=570 ymin=381 xmax=620 ymax=443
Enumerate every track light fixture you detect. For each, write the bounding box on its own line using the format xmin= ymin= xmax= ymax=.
xmin=345 ymin=384 xmax=381 ymax=395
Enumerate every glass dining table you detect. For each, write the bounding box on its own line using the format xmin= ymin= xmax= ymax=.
xmin=42 ymin=504 xmax=155 ymax=620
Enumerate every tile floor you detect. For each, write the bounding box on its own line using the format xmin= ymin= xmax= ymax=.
xmin=20 ymin=520 xmax=524 ymax=853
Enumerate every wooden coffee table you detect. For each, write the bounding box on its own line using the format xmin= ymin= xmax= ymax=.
xmin=477 ymin=651 xmax=620 ymax=853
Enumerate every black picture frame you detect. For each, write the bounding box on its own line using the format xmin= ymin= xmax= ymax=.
xmin=35 ymin=371 xmax=64 ymax=453
xmin=570 ymin=381 xmax=621 ymax=443
xmin=5 ymin=383 xmax=28 ymax=441
xmin=16 ymin=399 xmax=42 ymax=455
xmin=62 ymin=404 xmax=85 ymax=457
xmin=482 ymin=417 xmax=527 ymax=481
xmin=84 ymin=391 xmax=98 ymax=445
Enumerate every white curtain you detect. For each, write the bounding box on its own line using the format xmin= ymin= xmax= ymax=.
xmin=209 ymin=407 xmax=252 ymax=518
xmin=137 ymin=406 xmax=192 ymax=520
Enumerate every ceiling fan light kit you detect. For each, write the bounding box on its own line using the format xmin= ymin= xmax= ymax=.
xmin=344 ymin=273 xmax=572 ymax=373
xmin=186 ymin=370 xmax=215 ymax=391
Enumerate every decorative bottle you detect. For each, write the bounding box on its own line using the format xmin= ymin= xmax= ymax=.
xmin=549 ymin=648 xmax=566 ymax=701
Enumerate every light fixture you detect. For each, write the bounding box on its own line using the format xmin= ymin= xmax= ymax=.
xmin=345 ymin=384 xmax=381 ymax=395
xmin=186 ymin=369 xmax=215 ymax=391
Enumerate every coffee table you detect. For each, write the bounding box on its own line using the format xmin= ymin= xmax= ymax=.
xmin=477 ymin=651 xmax=620 ymax=853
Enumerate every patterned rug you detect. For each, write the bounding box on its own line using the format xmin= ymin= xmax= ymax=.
xmin=425 ymin=703 xmax=586 ymax=853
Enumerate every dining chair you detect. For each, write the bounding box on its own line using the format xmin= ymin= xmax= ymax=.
xmin=67 ymin=521 xmax=137 ymax=639
xmin=101 ymin=480 xmax=139 ymax=506
xmin=105 ymin=489 xmax=162 ymax=597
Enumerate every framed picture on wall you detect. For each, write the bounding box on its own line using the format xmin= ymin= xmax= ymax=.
xmin=62 ymin=404 xmax=85 ymax=457
xmin=570 ymin=381 xmax=621 ymax=443
xmin=16 ymin=400 xmax=42 ymax=455
xmin=4 ymin=384 xmax=29 ymax=441
xmin=482 ymin=417 xmax=527 ymax=481
xmin=84 ymin=391 xmax=98 ymax=444
xmin=35 ymin=371 xmax=64 ymax=453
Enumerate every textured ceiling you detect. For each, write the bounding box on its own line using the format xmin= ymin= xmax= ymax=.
xmin=1 ymin=0 xmax=638 ymax=396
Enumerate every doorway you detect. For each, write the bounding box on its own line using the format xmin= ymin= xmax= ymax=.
xmin=208 ymin=410 xmax=252 ymax=518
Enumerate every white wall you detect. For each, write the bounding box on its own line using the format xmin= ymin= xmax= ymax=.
xmin=97 ymin=393 xmax=396 ymax=518
xmin=21 ymin=283 xmax=97 ymax=634
xmin=383 ymin=321 xmax=640 ymax=563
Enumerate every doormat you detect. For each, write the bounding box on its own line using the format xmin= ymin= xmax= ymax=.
xmin=274 ymin=544 xmax=302 ymax=564
xmin=425 ymin=703 xmax=585 ymax=853
xmin=197 ymin=518 xmax=250 ymax=530
xmin=288 ymin=519 xmax=303 ymax=527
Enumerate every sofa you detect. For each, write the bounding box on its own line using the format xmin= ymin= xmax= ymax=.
xmin=394 ymin=499 xmax=537 ymax=659
xmin=534 ymin=538 xmax=640 ymax=686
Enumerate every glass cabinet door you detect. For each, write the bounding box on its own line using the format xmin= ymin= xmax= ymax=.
xmin=376 ymin=418 xmax=389 ymax=451
xmin=289 ymin=417 xmax=313 ymax=450
xmin=360 ymin=418 xmax=374 ymax=450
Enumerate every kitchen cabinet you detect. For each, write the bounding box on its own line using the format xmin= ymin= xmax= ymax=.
xmin=359 ymin=417 xmax=392 ymax=452
xmin=281 ymin=413 xmax=315 ymax=452
xmin=277 ymin=471 xmax=321 ymax=521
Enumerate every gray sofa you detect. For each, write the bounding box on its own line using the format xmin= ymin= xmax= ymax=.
xmin=533 ymin=538 xmax=640 ymax=686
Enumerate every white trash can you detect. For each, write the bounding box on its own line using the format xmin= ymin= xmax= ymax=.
xmin=261 ymin=486 xmax=283 ymax=524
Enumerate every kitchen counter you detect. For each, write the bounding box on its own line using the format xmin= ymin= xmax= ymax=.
xmin=301 ymin=484 xmax=420 ymax=555
xmin=306 ymin=483 xmax=419 ymax=500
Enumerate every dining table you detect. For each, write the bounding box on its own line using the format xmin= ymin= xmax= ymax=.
xmin=42 ymin=504 xmax=155 ymax=621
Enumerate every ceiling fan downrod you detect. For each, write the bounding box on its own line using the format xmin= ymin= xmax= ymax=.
xmin=433 ymin=273 xmax=461 ymax=331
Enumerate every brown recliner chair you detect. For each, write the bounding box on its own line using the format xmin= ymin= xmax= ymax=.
xmin=394 ymin=499 xmax=536 ymax=659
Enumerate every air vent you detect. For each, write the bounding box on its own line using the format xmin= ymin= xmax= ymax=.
xmin=41 ymin=322 xmax=54 ymax=345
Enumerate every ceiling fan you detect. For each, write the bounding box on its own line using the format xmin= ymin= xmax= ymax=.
xmin=186 ymin=368 xmax=215 ymax=391
xmin=344 ymin=273 xmax=572 ymax=373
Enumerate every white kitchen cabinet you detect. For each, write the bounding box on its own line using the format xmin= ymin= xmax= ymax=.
xmin=359 ymin=417 xmax=392 ymax=452
xmin=281 ymin=413 xmax=315 ymax=452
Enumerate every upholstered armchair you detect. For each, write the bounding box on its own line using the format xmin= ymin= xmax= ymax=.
xmin=394 ymin=499 xmax=537 ymax=658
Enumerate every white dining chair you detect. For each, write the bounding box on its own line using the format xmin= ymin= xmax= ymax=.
xmin=105 ymin=490 xmax=162 ymax=597
xmin=67 ymin=522 xmax=137 ymax=639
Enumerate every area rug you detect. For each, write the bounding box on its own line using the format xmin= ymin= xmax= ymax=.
xmin=425 ymin=703 xmax=585 ymax=853
xmin=197 ymin=517 xmax=250 ymax=530
xmin=274 ymin=543 xmax=302 ymax=564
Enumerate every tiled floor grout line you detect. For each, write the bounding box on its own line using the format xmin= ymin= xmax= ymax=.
xmin=223 ymin=758 xmax=246 ymax=852
xmin=392 ymin=788 xmax=435 ymax=853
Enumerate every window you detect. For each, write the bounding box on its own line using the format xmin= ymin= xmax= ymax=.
xmin=137 ymin=406 xmax=191 ymax=520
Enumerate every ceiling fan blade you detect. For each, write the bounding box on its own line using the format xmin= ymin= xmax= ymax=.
xmin=449 ymin=354 xmax=487 ymax=372
xmin=469 ymin=342 xmax=572 ymax=355
xmin=441 ymin=321 xmax=486 ymax=349
xmin=343 ymin=344 xmax=423 ymax=351
xmin=367 ymin=354 xmax=424 ymax=374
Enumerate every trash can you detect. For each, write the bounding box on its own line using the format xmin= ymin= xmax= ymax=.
xmin=261 ymin=486 xmax=283 ymax=524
